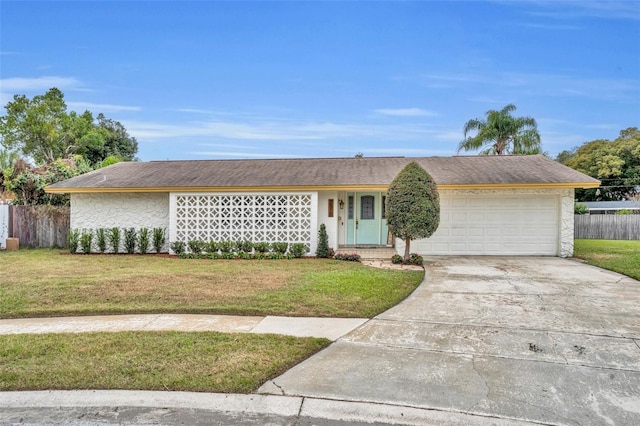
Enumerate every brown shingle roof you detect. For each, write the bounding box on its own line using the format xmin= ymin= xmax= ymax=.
xmin=45 ymin=155 xmax=599 ymax=193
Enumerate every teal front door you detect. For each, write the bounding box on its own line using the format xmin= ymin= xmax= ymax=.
xmin=346 ymin=192 xmax=385 ymax=245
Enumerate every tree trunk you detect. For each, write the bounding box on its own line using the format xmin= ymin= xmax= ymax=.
xmin=404 ymin=237 xmax=411 ymax=261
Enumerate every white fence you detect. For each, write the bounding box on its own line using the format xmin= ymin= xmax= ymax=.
xmin=0 ymin=204 xmax=8 ymax=249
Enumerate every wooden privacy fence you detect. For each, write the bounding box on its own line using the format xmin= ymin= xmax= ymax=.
xmin=8 ymin=205 xmax=70 ymax=248
xmin=574 ymin=214 xmax=640 ymax=240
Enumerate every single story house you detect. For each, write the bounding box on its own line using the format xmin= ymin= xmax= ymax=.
xmin=581 ymin=200 xmax=640 ymax=215
xmin=46 ymin=155 xmax=599 ymax=257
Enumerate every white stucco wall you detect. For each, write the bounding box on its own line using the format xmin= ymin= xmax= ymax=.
xmin=559 ymin=188 xmax=575 ymax=257
xmin=71 ymin=192 xmax=170 ymax=251
xmin=395 ymin=188 xmax=575 ymax=257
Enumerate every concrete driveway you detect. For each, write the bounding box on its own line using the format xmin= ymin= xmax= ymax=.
xmin=259 ymin=257 xmax=640 ymax=425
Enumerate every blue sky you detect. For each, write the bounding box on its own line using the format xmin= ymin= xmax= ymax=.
xmin=1 ymin=1 xmax=639 ymax=161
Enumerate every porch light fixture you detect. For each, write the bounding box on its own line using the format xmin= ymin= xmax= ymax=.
xmin=338 ymin=199 xmax=344 ymax=209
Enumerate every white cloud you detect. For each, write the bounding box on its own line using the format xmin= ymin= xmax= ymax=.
xmin=493 ymin=0 xmax=640 ymax=21
xmin=0 ymin=76 xmax=82 ymax=92
xmin=421 ymin=70 xmax=638 ymax=102
xmin=66 ymin=101 xmax=141 ymax=113
xmin=523 ymin=1 xmax=640 ymax=21
xmin=123 ymin=118 xmax=436 ymax=142
xmin=521 ymin=22 xmax=581 ymax=30
xmin=374 ymin=108 xmax=439 ymax=117
xmin=174 ymin=108 xmax=221 ymax=115
xmin=0 ymin=76 xmax=87 ymax=106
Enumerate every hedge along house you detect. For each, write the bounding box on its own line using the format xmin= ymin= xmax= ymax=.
xmin=46 ymin=155 xmax=599 ymax=257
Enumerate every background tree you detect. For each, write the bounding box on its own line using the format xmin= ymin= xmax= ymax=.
xmin=557 ymin=127 xmax=640 ymax=201
xmin=0 ymin=149 xmax=21 ymax=195
xmin=386 ymin=162 xmax=440 ymax=261
xmin=458 ymin=104 xmax=541 ymax=155
xmin=4 ymin=156 xmax=91 ymax=206
xmin=0 ymin=88 xmax=138 ymax=166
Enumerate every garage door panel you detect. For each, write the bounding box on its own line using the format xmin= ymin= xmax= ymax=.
xmin=416 ymin=194 xmax=559 ymax=256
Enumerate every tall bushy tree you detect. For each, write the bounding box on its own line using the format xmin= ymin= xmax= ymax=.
xmin=386 ymin=162 xmax=440 ymax=260
xmin=558 ymin=127 xmax=640 ymax=201
xmin=458 ymin=104 xmax=541 ymax=155
xmin=0 ymin=88 xmax=138 ymax=166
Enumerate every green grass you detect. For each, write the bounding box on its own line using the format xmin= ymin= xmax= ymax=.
xmin=0 ymin=331 xmax=329 ymax=393
xmin=574 ymin=239 xmax=640 ymax=280
xmin=0 ymin=249 xmax=422 ymax=393
xmin=0 ymin=249 xmax=424 ymax=319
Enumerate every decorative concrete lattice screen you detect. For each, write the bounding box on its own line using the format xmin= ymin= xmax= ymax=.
xmin=172 ymin=193 xmax=314 ymax=246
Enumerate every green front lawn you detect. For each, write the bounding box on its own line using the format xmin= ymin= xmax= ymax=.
xmin=0 ymin=249 xmax=424 ymax=319
xmin=0 ymin=331 xmax=329 ymax=393
xmin=573 ymin=239 xmax=640 ymax=280
xmin=0 ymin=249 xmax=422 ymax=393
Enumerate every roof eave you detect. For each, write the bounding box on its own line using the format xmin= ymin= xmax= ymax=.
xmin=45 ymin=181 xmax=601 ymax=194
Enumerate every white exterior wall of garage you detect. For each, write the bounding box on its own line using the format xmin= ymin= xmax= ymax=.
xmin=396 ymin=188 xmax=575 ymax=257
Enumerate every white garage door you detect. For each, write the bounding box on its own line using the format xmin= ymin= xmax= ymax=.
xmin=414 ymin=195 xmax=560 ymax=256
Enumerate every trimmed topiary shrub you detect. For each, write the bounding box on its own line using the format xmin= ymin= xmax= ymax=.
xmin=315 ymin=224 xmax=331 ymax=258
xmin=386 ymin=162 xmax=440 ymax=262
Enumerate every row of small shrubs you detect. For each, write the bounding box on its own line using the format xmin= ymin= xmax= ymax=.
xmin=68 ymin=227 xmax=166 ymax=254
xmin=177 ymin=251 xmax=300 ymax=260
xmin=170 ymin=240 xmax=310 ymax=258
xmin=391 ymin=253 xmax=424 ymax=266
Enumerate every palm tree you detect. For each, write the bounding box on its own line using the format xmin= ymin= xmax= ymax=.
xmin=457 ymin=104 xmax=541 ymax=155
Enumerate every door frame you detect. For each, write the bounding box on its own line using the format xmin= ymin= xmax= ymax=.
xmin=344 ymin=191 xmax=388 ymax=246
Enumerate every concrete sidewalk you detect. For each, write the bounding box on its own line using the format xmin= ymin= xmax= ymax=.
xmin=0 ymin=390 xmax=532 ymax=425
xmin=0 ymin=314 xmax=368 ymax=341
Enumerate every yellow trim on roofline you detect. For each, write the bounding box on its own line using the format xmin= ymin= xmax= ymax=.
xmin=45 ymin=181 xmax=600 ymax=194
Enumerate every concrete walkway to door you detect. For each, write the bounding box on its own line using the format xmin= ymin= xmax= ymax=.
xmin=259 ymin=257 xmax=640 ymax=425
